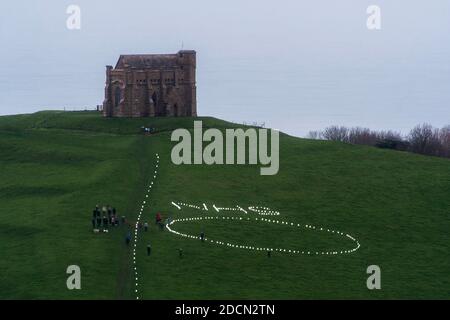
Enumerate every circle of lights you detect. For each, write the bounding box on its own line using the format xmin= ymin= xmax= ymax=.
xmin=166 ymin=216 xmax=360 ymax=256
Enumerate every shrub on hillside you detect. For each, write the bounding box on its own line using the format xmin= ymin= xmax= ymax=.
xmin=376 ymin=138 xmax=410 ymax=151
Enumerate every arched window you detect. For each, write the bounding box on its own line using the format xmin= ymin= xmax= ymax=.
xmin=114 ymin=87 xmax=121 ymax=108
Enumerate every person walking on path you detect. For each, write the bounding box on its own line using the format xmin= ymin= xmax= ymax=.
xmin=126 ymin=232 xmax=131 ymax=246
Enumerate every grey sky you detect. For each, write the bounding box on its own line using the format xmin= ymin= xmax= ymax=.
xmin=0 ymin=0 xmax=449 ymax=136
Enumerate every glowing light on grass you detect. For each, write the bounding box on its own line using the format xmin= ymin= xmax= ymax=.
xmin=248 ymin=206 xmax=280 ymax=216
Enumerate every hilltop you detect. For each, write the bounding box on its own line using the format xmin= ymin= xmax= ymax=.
xmin=0 ymin=111 xmax=449 ymax=299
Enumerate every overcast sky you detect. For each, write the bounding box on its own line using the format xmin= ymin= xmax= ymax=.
xmin=0 ymin=0 xmax=449 ymax=136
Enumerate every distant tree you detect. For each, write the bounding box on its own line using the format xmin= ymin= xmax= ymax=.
xmin=438 ymin=125 xmax=450 ymax=158
xmin=348 ymin=127 xmax=378 ymax=146
xmin=407 ymin=123 xmax=441 ymax=156
xmin=377 ymin=130 xmax=402 ymax=141
xmin=322 ymin=126 xmax=349 ymax=142
xmin=375 ymin=130 xmax=407 ymax=151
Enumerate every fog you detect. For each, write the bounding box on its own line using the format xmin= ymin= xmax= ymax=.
xmin=0 ymin=0 xmax=449 ymax=136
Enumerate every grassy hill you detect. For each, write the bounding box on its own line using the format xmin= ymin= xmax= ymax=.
xmin=0 ymin=111 xmax=449 ymax=299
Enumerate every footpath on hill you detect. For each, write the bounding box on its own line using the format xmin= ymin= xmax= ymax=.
xmin=115 ymin=136 xmax=159 ymax=299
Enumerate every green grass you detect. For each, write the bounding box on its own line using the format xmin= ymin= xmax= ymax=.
xmin=0 ymin=111 xmax=449 ymax=299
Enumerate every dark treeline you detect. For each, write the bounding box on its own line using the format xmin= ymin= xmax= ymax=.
xmin=307 ymin=124 xmax=450 ymax=159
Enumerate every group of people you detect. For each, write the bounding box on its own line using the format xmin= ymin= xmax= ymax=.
xmin=123 ymin=212 xmax=168 ymax=246
xmin=91 ymin=205 xmax=126 ymax=232
xmin=91 ymin=207 xmax=194 ymax=259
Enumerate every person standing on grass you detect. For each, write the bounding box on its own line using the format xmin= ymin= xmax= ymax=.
xmin=126 ymin=232 xmax=131 ymax=246
xmin=144 ymin=222 xmax=149 ymax=232
xmin=96 ymin=215 xmax=102 ymax=228
xmin=147 ymin=244 xmax=152 ymax=256
xmin=200 ymin=231 xmax=205 ymax=242
xmin=106 ymin=206 xmax=111 ymax=224
xmin=91 ymin=217 xmax=96 ymax=230
xmin=178 ymin=248 xmax=183 ymax=258
xmin=103 ymin=215 xmax=108 ymax=229
xmin=155 ymin=212 xmax=162 ymax=225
